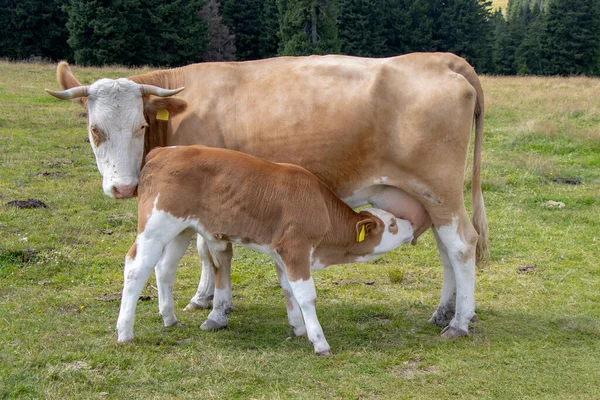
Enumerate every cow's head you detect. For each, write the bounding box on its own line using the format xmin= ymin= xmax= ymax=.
xmin=46 ymin=62 xmax=185 ymax=199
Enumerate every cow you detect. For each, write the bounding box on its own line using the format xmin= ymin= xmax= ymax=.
xmin=46 ymin=52 xmax=489 ymax=338
xmin=118 ymin=145 xmax=415 ymax=354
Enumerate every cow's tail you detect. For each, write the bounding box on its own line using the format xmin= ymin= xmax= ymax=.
xmin=469 ymin=73 xmax=489 ymax=266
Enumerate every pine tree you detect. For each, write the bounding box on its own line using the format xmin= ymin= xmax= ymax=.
xmin=199 ymin=0 xmax=236 ymax=62
xmin=491 ymin=8 xmax=513 ymax=74
xmin=385 ymin=0 xmax=434 ymax=56
xmin=65 ymin=0 xmax=209 ymax=67
xmin=0 ymin=0 xmax=72 ymax=61
xmin=259 ymin=0 xmax=280 ymax=58
xmin=541 ymin=0 xmax=600 ymax=75
xmin=515 ymin=2 xmax=544 ymax=74
xmin=430 ymin=0 xmax=493 ymax=72
xmin=278 ymin=0 xmax=341 ymax=56
xmin=221 ymin=0 xmax=263 ymax=60
xmin=338 ymin=0 xmax=388 ymax=57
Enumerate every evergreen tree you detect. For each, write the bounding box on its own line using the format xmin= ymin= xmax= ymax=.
xmin=278 ymin=0 xmax=341 ymax=55
xmin=199 ymin=0 xmax=236 ymax=62
xmin=221 ymin=0 xmax=263 ymax=60
xmin=65 ymin=0 xmax=209 ymax=67
xmin=0 ymin=0 xmax=72 ymax=61
xmin=515 ymin=2 xmax=544 ymax=74
xmin=541 ymin=0 xmax=600 ymax=75
xmin=385 ymin=0 xmax=434 ymax=56
xmin=430 ymin=0 xmax=493 ymax=72
xmin=490 ymin=8 xmax=513 ymax=74
xmin=259 ymin=0 xmax=280 ymax=58
xmin=338 ymin=0 xmax=388 ymax=57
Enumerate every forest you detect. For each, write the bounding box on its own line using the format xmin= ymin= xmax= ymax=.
xmin=0 ymin=0 xmax=599 ymax=75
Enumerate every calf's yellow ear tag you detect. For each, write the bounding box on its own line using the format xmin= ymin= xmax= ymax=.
xmin=357 ymin=225 xmax=366 ymax=242
xmin=156 ymin=109 xmax=169 ymax=121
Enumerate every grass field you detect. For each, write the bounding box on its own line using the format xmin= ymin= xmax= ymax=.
xmin=1 ymin=61 xmax=599 ymax=399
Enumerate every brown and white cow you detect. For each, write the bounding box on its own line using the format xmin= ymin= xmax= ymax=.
xmin=118 ymin=145 xmax=414 ymax=354
xmin=47 ymin=53 xmax=489 ymax=338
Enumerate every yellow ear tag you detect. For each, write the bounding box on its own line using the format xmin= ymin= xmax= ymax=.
xmin=357 ymin=225 xmax=366 ymax=242
xmin=156 ymin=109 xmax=169 ymax=121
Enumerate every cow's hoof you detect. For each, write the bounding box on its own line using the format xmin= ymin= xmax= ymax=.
xmin=428 ymin=309 xmax=454 ymax=327
xmin=184 ymin=297 xmax=213 ymax=311
xmin=165 ymin=320 xmax=183 ymax=328
xmin=316 ymin=349 xmax=333 ymax=356
xmin=200 ymin=318 xmax=227 ymax=331
xmin=440 ymin=325 xmax=469 ymax=339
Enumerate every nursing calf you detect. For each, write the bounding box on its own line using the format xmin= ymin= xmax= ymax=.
xmin=117 ymin=145 xmax=414 ymax=354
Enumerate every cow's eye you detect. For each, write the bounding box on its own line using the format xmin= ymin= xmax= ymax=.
xmin=390 ymin=220 xmax=396 ymax=228
xmin=90 ymin=126 xmax=104 ymax=146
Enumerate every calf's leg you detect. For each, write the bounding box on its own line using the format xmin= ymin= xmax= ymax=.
xmin=275 ymin=261 xmax=306 ymax=337
xmin=200 ymin=240 xmax=233 ymax=331
xmin=185 ymin=235 xmax=216 ymax=310
xmin=279 ymin=243 xmax=331 ymax=355
xmin=155 ymin=228 xmax=195 ymax=327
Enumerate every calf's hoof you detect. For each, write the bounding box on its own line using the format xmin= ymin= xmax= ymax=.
xmin=440 ymin=325 xmax=469 ymax=339
xmin=428 ymin=308 xmax=454 ymax=327
xmin=184 ymin=296 xmax=213 ymax=311
xmin=200 ymin=318 xmax=227 ymax=331
xmin=316 ymin=349 xmax=333 ymax=356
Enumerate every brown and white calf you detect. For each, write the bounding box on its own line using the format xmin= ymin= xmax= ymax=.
xmin=117 ymin=145 xmax=413 ymax=354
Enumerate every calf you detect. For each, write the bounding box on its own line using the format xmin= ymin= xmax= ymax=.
xmin=116 ymin=145 xmax=414 ymax=355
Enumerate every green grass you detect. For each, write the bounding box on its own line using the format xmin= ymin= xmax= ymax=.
xmin=1 ymin=62 xmax=599 ymax=399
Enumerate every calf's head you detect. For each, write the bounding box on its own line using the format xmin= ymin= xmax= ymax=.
xmin=46 ymin=63 xmax=185 ymax=199
xmin=351 ymin=208 xmax=413 ymax=262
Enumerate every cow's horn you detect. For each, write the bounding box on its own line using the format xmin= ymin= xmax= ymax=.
xmin=45 ymin=86 xmax=89 ymax=100
xmin=140 ymin=85 xmax=184 ymax=97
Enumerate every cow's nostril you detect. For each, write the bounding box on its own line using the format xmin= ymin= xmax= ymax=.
xmin=112 ymin=185 xmax=137 ymax=199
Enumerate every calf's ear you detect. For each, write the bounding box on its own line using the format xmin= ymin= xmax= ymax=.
xmin=355 ymin=217 xmax=379 ymax=242
xmin=144 ymin=98 xmax=188 ymax=123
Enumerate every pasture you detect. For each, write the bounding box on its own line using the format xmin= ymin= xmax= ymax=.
xmin=1 ymin=61 xmax=599 ymax=399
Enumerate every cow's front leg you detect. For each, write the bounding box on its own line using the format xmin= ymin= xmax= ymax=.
xmin=275 ymin=261 xmax=306 ymax=337
xmin=200 ymin=240 xmax=233 ymax=331
xmin=185 ymin=235 xmax=216 ymax=310
xmin=155 ymin=229 xmax=194 ymax=327
xmin=432 ymin=212 xmax=478 ymax=338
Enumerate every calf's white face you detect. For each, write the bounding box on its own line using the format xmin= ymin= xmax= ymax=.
xmin=358 ymin=208 xmax=414 ymax=261
xmin=87 ymin=79 xmax=147 ymax=198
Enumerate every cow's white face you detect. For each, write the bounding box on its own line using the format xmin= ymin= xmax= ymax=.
xmin=87 ymin=79 xmax=147 ymax=198
xmin=47 ymin=77 xmax=184 ymax=199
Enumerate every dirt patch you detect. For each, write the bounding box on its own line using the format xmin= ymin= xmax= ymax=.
xmin=99 ymin=229 xmax=114 ymax=235
xmin=391 ymin=359 xmax=439 ymax=379
xmin=553 ymin=178 xmax=581 ymax=185
xmin=35 ymin=171 xmax=64 ymax=178
xmin=518 ymin=264 xmax=536 ymax=273
xmin=42 ymin=159 xmax=73 ymax=168
xmin=7 ymin=199 xmax=48 ymax=209
xmin=334 ymin=279 xmax=375 ymax=285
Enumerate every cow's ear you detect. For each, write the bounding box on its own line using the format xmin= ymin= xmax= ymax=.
xmin=144 ymin=97 xmax=188 ymax=122
xmin=56 ymin=61 xmax=87 ymax=109
xmin=355 ymin=217 xmax=379 ymax=243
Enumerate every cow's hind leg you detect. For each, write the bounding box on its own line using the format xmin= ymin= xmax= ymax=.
xmin=185 ymin=235 xmax=216 ymax=310
xmin=428 ymin=229 xmax=457 ymax=327
xmin=430 ymin=209 xmax=478 ymax=338
xmin=200 ymin=240 xmax=233 ymax=331
xmin=155 ymin=228 xmax=195 ymax=327
xmin=275 ymin=261 xmax=307 ymax=337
